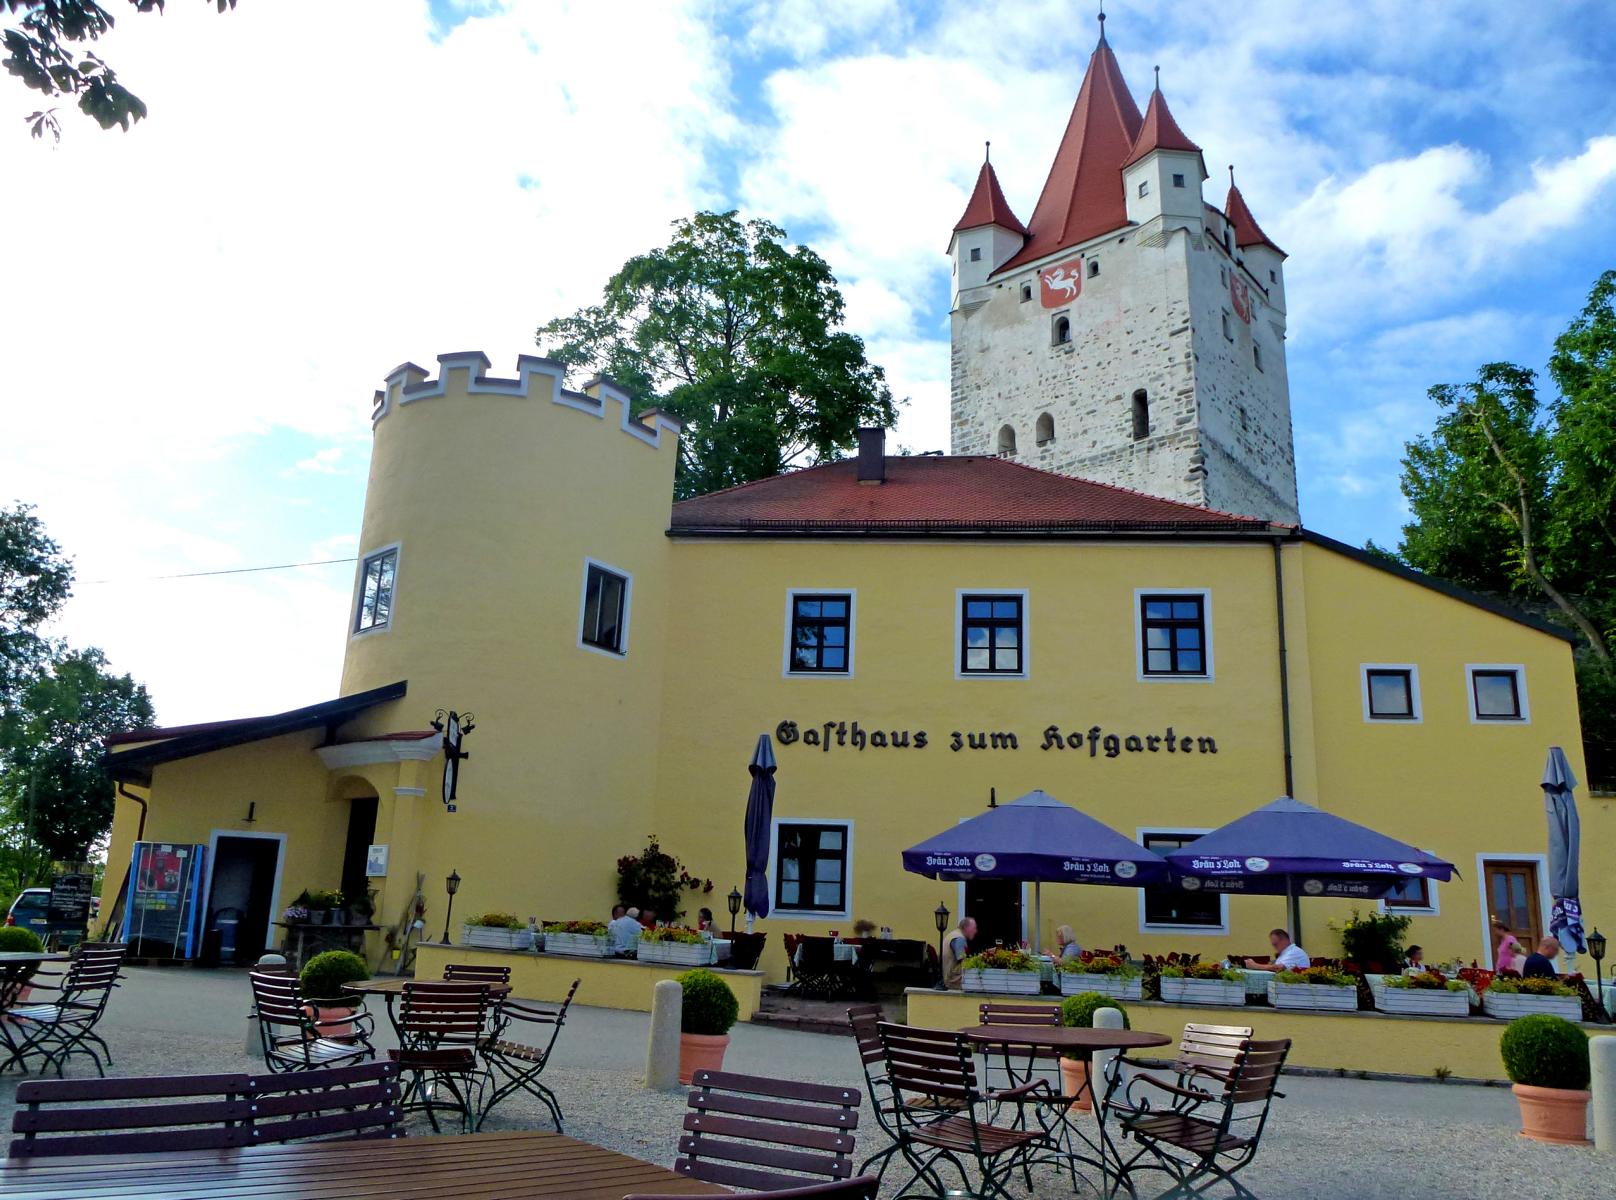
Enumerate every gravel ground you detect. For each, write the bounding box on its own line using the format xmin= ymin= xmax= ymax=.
xmin=0 ymin=966 xmax=1606 ymax=1198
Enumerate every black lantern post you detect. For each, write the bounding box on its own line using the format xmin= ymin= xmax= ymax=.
xmin=933 ymin=901 xmax=951 ymax=990
xmin=727 ymin=886 xmax=743 ymax=934
xmin=440 ymin=869 xmax=461 ymax=944
xmin=1589 ymin=927 xmax=1607 ymax=1020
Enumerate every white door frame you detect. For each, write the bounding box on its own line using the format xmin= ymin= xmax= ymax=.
xmin=200 ymin=829 xmax=288 ymax=958
xmin=1474 ymin=852 xmax=1550 ymax=969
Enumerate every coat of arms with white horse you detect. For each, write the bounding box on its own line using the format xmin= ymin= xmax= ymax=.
xmin=1039 ymin=258 xmax=1084 ymax=308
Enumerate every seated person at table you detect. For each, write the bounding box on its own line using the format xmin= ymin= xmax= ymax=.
xmin=1246 ymin=928 xmax=1310 ymax=970
xmin=941 ymin=916 xmax=977 ymax=990
xmin=608 ymin=906 xmax=642 ymax=955
xmin=640 ymin=907 xmax=658 ymax=929
xmin=696 ymin=907 xmax=716 ymax=934
xmin=1404 ymin=945 xmax=1425 ymax=972
xmin=1522 ymin=936 xmax=1561 ymax=978
xmin=1055 ymin=924 xmax=1083 ymax=962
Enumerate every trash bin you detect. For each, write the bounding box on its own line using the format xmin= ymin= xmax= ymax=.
xmin=215 ymin=908 xmax=242 ymax=962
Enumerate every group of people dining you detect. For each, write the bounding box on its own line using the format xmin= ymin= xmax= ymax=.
xmin=1492 ymin=918 xmax=1565 ymax=978
xmin=604 ymin=903 xmax=722 ymax=956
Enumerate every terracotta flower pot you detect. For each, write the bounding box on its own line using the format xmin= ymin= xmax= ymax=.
xmin=1512 ymin=1083 xmax=1591 ymax=1145
xmin=308 ymin=1004 xmax=357 ymax=1040
xmin=678 ymin=1032 xmax=730 ymax=1084
xmin=1059 ymin=1056 xmax=1092 ymax=1112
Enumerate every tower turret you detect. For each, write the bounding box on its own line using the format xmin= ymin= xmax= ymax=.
xmin=1121 ymin=74 xmax=1207 ymax=228
xmin=949 ymin=147 xmax=1027 ymax=308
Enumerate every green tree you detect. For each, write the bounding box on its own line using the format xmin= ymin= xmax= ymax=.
xmin=3 ymin=1 xmax=235 ymax=140
xmin=537 ymin=211 xmax=896 ymax=499
xmin=0 ymin=504 xmax=73 ymax=709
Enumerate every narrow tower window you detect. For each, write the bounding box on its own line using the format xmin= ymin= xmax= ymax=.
xmin=1172 ymin=173 xmax=1186 ymax=188
xmin=1020 ymin=283 xmax=1032 ymax=302
xmin=1131 ymin=390 xmax=1150 ymax=441
xmin=997 ymin=424 xmax=1017 ymax=456
xmin=1253 ymin=343 xmax=1264 ymax=372
xmin=1222 ymin=311 xmax=1234 ymax=341
xmin=1052 ymin=316 xmax=1071 ymax=345
xmin=1035 ymin=412 xmax=1055 ymax=445
xmin=969 ymin=247 xmax=982 ymax=262
xmin=1087 ymin=259 xmax=1100 ymax=278
xmin=1137 ymin=180 xmax=1150 ymax=198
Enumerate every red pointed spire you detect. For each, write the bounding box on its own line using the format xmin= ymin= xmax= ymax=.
xmin=1122 ymin=78 xmax=1203 ymax=170
xmin=997 ymin=31 xmax=1142 ymax=273
xmin=953 ymin=149 xmax=1028 ymax=236
xmin=1224 ymin=169 xmax=1286 ymax=257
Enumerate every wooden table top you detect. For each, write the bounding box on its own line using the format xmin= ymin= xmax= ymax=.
xmin=962 ymin=1024 xmax=1173 ymax=1052
xmin=0 ymin=953 xmax=69 ymax=964
xmin=344 ymin=977 xmax=512 ymax=998
xmin=0 ymin=1130 xmax=730 ymax=1198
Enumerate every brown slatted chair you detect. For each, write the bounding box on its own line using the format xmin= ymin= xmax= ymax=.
xmin=388 ymin=981 xmax=492 ymax=1134
xmin=669 ymin=1069 xmax=861 ymax=1193
xmin=875 ymin=1022 xmax=1048 ymax=1199
xmin=1109 ymin=1037 xmax=1292 ymax=1200
xmin=1 ymin=944 xmax=127 ymax=1077
xmin=625 ymin=1179 xmax=879 ymax=1200
xmin=1101 ymin=1021 xmax=1256 ymax=1128
xmin=846 ymin=1003 xmax=907 ymax=1186
xmin=478 ymin=977 xmax=579 ymax=1131
xmin=245 ymin=1061 xmax=404 ymax=1145
xmin=248 ymin=970 xmax=376 ymax=1074
xmin=722 ymin=931 xmax=768 ymax=971
xmin=442 ymin=963 xmax=513 ymax=985
xmin=8 ymin=1071 xmax=252 ymax=1158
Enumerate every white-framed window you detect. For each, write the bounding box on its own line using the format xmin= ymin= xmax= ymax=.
xmin=578 ymin=557 xmax=632 ymax=657
xmin=1466 ymin=664 xmax=1529 ymax=723
xmin=783 ymin=590 xmax=855 ymax=677
xmin=770 ymin=818 xmax=852 ymax=920
xmin=1361 ymin=664 xmax=1421 ymax=723
xmin=352 ymin=545 xmax=399 ymax=636
xmin=1134 ymin=589 xmax=1213 ymax=682
xmin=956 ymin=589 xmax=1029 ymax=679
xmin=1137 ymin=828 xmax=1228 ymax=934
xmin=1137 ymin=179 xmax=1150 ymax=198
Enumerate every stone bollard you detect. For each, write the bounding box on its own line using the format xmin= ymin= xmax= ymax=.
xmin=1593 ymin=1035 xmax=1616 ymax=1154
xmin=1092 ymin=1006 xmax=1126 ymax=1118
xmin=245 ymin=953 xmax=290 ymax=1054
xmin=646 ymin=980 xmax=683 ymax=1091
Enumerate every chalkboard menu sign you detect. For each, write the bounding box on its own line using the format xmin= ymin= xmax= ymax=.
xmin=47 ymin=873 xmax=93 ymax=927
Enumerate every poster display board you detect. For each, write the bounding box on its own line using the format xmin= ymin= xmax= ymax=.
xmin=121 ymin=841 xmax=206 ymax=959
xmin=46 ymin=873 xmax=93 ymax=934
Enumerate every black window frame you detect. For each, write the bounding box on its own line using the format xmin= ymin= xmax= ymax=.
xmin=1139 ymin=593 xmax=1208 ymax=677
xmin=960 ymin=593 xmax=1025 ymax=676
xmin=1471 ymin=668 xmax=1524 ymax=721
xmin=1382 ymin=876 xmax=1433 ymax=911
xmin=354 ymin=548 xmax=398 ymax=634
xmin=787 ymin=593 xmax=852 ymax=675
xmin=580 ymin=562 xmax=629 ymax=655
xmin=1141 ymin=832 xmax=1223 ymax=928
xmin=1364 ymin=667 xmax=1417 ymax=721
xmin=774 ymin=822 xmax=848 ymax=914
xmin=969 ymin=246 xmax=982 ymax=262
xmin=1172 ymin=172 xmax=1186 ymax=188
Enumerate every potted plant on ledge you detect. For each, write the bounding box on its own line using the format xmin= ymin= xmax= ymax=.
xmin=1159 ymin=961 xmax=1246 ymax=1007
xmin=1482 ymin=975 xmax=1584 ymax=1022
xmin=1059 ymin=952 xmax=1143 ymax=1000
xmin=638 ymin=926 xmax=716 ymax=967
xmin=1500 ymin=1014 xmax=1591 ymax=1144
xmin=1268 ymin=965 xmax=1358 ymax=1011
xmin=462 ymin=911 xmax=533 ymax=952
xmin=543 ymin=919 xmax=611 ymax=957
xmin=1375 ymin=969 xmax=1470 ymax=1017
xmin=1058 ymin=992 xmax=1128 ymax=1112
xmin=677 ymin=968 xmax=739 ymax=1084
xmin=299 ymin=949 xmax=370 ymax=1039
xmin=961 ymin=947 xmax=1042 ymax=995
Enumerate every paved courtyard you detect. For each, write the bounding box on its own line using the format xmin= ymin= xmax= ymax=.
xmin=0 ymin=966 xmax=1605 ymax=1198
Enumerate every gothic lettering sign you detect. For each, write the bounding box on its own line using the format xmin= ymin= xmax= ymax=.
xmin=1230 ymin=275 xmax=1252 ymax=323
xmin=774 ymin=720 xmax=1220 ymax=759
xmin=1040 ymin=258 xmax=1083 ymax=308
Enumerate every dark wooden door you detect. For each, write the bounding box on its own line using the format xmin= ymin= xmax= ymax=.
xmin=1485 ymin=860 xmax=1542 ymax=956
xmin=964 ymin=879 xmax=1023 ymax=951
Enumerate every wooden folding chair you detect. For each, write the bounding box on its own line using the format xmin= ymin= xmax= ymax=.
xmin=1 ymin=945 xmax=127 ymax=1077
xmin=387 ymin=981 xmax=492 ymax=1134
xmin=8 ymin=1071 xmax=252 ymax=1158
xmin=478 ymin=978 xmax=579 ymax=1131
xmin=626 ymin=1179 xmax=879 ymax=1200
xmin=248 ymin=970 xmax=376 ymax=1073
xmin=669 ymin=1069 xmax=861 ymax=1192
xmin=442 ymin=963 xmax=513 ymax=985
xmin=245 ymin=1061 xmax=404 ymax=1144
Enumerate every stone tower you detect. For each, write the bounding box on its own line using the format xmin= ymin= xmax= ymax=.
xmin=948 ymin=20 xmax=1299 ymax=524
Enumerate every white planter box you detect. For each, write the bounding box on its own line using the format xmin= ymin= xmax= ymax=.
xmin=544 ymin=931 xmax=611 ymax=958
xmin=1060 ymin=973 xmax=1143 ymax=1000
xmin=962 ymin=968 xmax=1042 ymax=995
xmin=1267 ymin=980 xmax=1358 ymax=1011
xmin=460 ymin=925 xmax=533 ymax=952
xmin=637 ymin=940 xmax=716 ymax=967
xmin=1482 ymin=991 xmax=1583 ymax=1022
xmin=1160 ymin=977 xmax=1247 ymax=1007
xmin=1374 ymin=986 xmax=1470 ymax=1017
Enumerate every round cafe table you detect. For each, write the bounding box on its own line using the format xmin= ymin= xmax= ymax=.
xmin=343 ymin=976 xmax=512 ymax=1041
xmin=961 ymin=1023 xmax=1172 ymax=1195
xmin=0 ymin=952 xmax=69 ymax=1008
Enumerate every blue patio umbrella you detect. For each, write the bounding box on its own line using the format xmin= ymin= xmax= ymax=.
xmin=1543 ymin=747 xmax=1585 ymax=955
xmin=742 ymin=734 xmax=776 ymax=928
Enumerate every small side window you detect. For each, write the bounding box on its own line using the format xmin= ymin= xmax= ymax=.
xmin=1222 ymin=311 xmax=1234 ymax=342
xmin=1131 ymin=390 xmax=1149 ymax=441
xmin=1469 ymin=666 xmax=1527 ymax=722
xmin=1035 ymin=412 xmax=1055 ymax=445
xmin=997 ymin=424 xmax=1017 ymax=455
xmin=580 ymin=561 xmax=631 ymax=656
xmin=1269 ymin=269 xmax=1277 ymax=283
xmin=1053 ymin=316 xmax=1072 ymax=345
xmin=1087 ymin=259 xmax=1100 ymax=279
xmin=354 ymin=547 xmax=398 ymax=634
xmin=1253 ymin=343 xmax=1264 ymax=372
xmin=969 ymin=247 xmax=982 ymax=262
xmin=1172 ymin=173 xmax=1186 ymax=188
xmin=1363 ymin=665 xmax=1420 ymax=722
xmin=1137 ymin=180 xmax=1150 ymax=198
xmin=1020 ymin=283 xmax=1032 ymax=302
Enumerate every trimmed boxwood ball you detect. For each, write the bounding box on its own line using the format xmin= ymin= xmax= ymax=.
xmin=677 ymin=968 xmax=739 ymax=1036
xmin=0 ymin=927 xmax=45 ymax=953
xmin=1500 ymin=1014 xmax=1590 ymax=1090
xmin=1061 ymin=991 xmax=1129 ymax=1030
xmin=299 ymin=950 xmax=369 ymax=1005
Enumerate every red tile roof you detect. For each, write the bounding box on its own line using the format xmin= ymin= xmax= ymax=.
xmin=1122 ymin=87 xmax=1202 ymax=170
xmin=670 ymin=456 xmax=1276 ymax=533
xmin=953 ymin=158 xmax=1028 ymax=236
xmin=1224 ymin=180 xmax=1285 ymax=257
xmin=996 ymin=35 xmax=1142 ymax=274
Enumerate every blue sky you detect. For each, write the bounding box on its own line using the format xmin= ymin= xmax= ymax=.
xmin=4 ymin=0 xmax=1615 ymax=723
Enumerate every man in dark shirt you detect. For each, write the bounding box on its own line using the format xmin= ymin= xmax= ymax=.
xmin=1521 ymin=935 xmax=1561 ymax=978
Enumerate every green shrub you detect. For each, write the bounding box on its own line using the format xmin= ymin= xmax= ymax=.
xmin=1334 ymin=908 xmax=1411 ymax=967
xmin=299 ymin=950 xmax=369 ymax=1004
xmin=678 ymin=968 xmax=739 ymax=1036
xmin=0 ymin=927 xmax=44 ymax=953
xmin=1500 ymin=1015 xmax=1590 ymax=1090
xmin=1061 ymin=991 xmax=1129 ymax=1030
xmin=469 ymin=912 xmax=522 ymax=929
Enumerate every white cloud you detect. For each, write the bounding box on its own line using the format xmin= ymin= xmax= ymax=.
xmin=290 ymin=448 xmax=348 ymax=476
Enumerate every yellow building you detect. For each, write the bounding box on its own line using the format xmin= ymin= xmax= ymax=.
xmin=104 ymin=352 xmax=1602 ymax=985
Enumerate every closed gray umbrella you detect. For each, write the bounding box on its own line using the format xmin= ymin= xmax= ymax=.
xmin=742 ymin=734 xmax=776 ymax=928
xmin=1543 ymin=746 xmax=1585 ymax=954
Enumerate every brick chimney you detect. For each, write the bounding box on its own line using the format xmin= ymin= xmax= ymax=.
xmin=857 ymin=427 xmax=886 ymax=484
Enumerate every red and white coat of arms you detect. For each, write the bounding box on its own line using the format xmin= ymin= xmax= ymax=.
xmin=1040 ymin=258 xmax=1083 ymax=308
